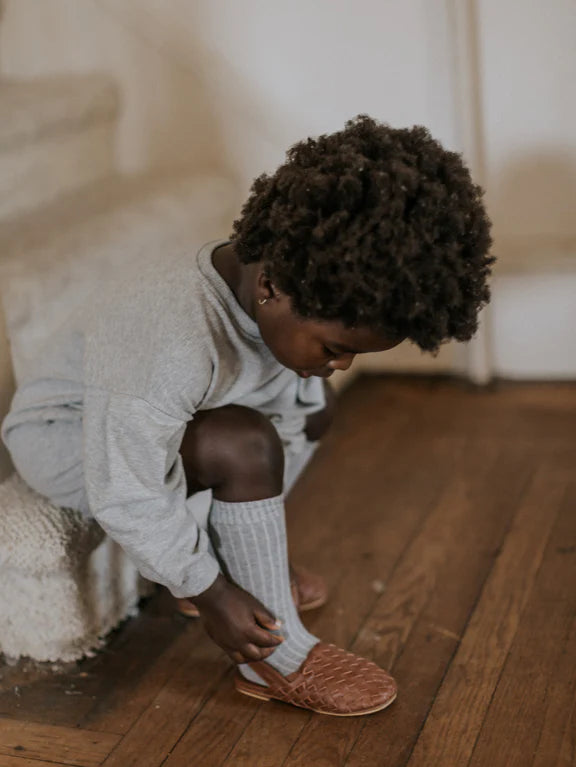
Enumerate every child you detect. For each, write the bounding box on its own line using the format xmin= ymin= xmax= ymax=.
xmin=1 ymin=116 xmax=493 ymax=716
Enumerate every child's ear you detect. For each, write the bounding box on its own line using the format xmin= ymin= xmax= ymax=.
xmin=257 ymin=270 xmax=281 ymax=302
xmin=268 ymin=281 xmax=281 ymax=301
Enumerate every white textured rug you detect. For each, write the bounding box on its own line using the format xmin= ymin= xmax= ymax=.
xmin=0 ymin=473 xmax=153 ymax=662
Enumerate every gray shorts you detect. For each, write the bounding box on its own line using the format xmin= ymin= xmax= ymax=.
xmin=2 ymin=412 xmax=90 ymax=515
xmin=1 ymin=413 xmax=316 ymax=521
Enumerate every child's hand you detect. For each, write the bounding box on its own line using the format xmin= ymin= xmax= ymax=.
xmin=305 ymin=380 xmax=336 ymax=442
xmin=192 ymin=573 xmax=284 ymax=664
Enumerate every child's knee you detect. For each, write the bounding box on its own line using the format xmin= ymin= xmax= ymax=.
xmin=180 ymin=405 xmax=284 ymax=495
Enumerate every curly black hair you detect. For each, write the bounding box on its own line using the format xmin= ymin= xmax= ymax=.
xmin=232 ymin=115 xmax=494 ymax=352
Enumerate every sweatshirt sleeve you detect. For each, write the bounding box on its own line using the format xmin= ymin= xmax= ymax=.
xmin=263 ymin=374 xmax=327 ymax=455
xmin=83 ymin=386 xmax=220 ymax=598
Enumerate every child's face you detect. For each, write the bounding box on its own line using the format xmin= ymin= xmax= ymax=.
xmin=256 ymin=287 xmax=403 ymax=378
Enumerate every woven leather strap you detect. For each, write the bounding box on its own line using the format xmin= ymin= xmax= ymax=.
xmin=248 ymin=642 xmax=396 ymax=715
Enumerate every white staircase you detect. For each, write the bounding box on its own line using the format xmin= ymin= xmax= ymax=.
xmin=0 ymin=74 xmax=118 ymax=223
xmin=0 ymin=72 xmax=235 ymax=661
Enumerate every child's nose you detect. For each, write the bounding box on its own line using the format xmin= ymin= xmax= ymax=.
xmin=329 ymin=354 xmax=355 ymax=372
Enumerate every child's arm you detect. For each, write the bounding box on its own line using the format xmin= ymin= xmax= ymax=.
xmin=304 ymin=380 xmax=336 ymax=442
xmin=83 ymin=388 xmax=220 ymax=596
xmin=257 ymin=374 xmax=330 ymax=455
xmin=83 ymin=386 xmax=284 ymax=663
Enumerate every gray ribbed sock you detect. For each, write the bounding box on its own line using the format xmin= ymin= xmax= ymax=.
xmin=209 ymin=494 xmax=319 ymax=686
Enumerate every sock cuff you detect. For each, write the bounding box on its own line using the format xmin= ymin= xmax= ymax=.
xmin=210 ymin=494 xmax=285 ymax=524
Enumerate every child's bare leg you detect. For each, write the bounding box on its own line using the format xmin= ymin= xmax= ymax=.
xmin=180 ymin=405 xmax=284 ymax=502
xmin=179 ymin=405 xmax=319 ymax=683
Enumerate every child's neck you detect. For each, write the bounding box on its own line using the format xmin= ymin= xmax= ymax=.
xmin=212 ymin=242 xmax=259 ymax=321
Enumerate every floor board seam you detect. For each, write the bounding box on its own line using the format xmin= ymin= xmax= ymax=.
xmin=464 ymin=481 xmax=572 ymax=767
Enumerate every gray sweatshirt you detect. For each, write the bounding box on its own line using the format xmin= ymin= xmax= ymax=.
xmin=3 ymin=241 xmax=325 ymax=597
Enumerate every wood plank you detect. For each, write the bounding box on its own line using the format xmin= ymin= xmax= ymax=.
xmin=533 ymin=658 xmax=576 ymax=767
xmin=289 ymin=432 xmax=465 ymax=643
xmin=404 ymin=465 xmax=567 ymax=767
xmin=0 ymin=589 xmax=188 ymax=732
xmin=160 ymin=668 xmax=261 ymax=767
xmin=81 ymin=610 xmax=206 ymax=734
xmin=163 ymin=670 xmax=311 ymax=767
xmin=0 ymin=720 xmax=119 ymax=767
xmin=468 ymin=481 xmax=576 ymax=767
xmin=0 ymin=756 xmax=71 ymax=767
xmin=364 ymin=377 xmax=576 ymax=448
xmin=285 ymin=441 xmax=531 ymax=766
xmin=101 ymin=638 xmax=229 ymax=767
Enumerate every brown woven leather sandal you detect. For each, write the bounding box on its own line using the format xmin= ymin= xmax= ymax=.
xmin=177 ymin=563 xmax=328 ymax=618
xmin=234 ymin=642 xmax=397 ymax=716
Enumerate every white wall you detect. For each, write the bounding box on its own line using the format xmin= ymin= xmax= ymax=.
xmin=478 ymin=0 xmax=576 ymax=379
xmin=479 ymin=0 xmax=576 ymax=267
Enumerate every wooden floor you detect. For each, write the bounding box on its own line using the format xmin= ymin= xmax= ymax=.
xmin=1 ymin=376 xmax=575 ymax=767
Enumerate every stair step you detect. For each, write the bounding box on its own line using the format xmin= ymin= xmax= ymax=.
xmin=0 ymin=171 xmax=235 ymax=383
xmin=0 ymin=74 xmax=119 ymax=222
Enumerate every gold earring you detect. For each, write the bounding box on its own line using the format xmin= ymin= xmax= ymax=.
xmin=258 ymin=298 xmax=268 ymax=305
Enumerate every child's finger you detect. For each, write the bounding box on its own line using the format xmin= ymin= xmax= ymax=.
xmin=248 ymin=626 xmax=284 ymax=648
xmin=242 ymin=642 xmax=268 ymax=662
xmin=254 ymin=608 xmax=282 ymax=630
xmin=230 ymin=646 xmax=275 ymax=664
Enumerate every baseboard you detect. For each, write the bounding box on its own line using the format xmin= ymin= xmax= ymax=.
xmin=490 ymin=269 xmax=576 ymax=379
